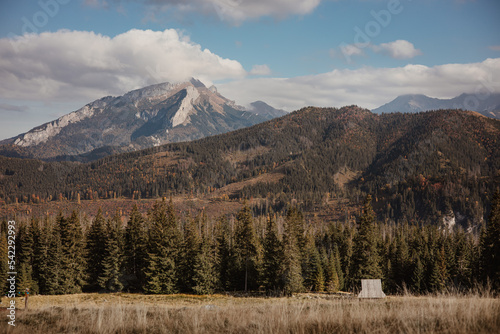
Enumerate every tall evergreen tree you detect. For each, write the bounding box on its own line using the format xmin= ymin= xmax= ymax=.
xmin=350 ymin=195 xmax=382 ymax=287
xmin=281 ymin=213 xmax=304 ymax=295
xmin=178 ymin=214 xmax=201 ymax=292
xmin=44 ymin=223 xmax=62 ymax=294
xmin=98 ymin=212 xmax=124 ymax=292
xmin=144 ymin=199 xmax=180 ymax=294
xmin=429 ymin=244 xmax=448 ymax=293
xmin=85 ymin=208 xmax=107 ymax=291
xmin=58 ymin=211 xmax=86 ymax=294
xmin=234 ymin=206 xmax=261 ymax=292
xmin=480 ymin=191 xmax=500 ymax=289
xmin=303 ymin=233 xmax=324 ymax=292
xmin=192 ymin=238 xmax=218 ymax=295
xmin=214 ymin=216 xmax=233 ymax=291
xmin=262 ymin=215 xmax=283 ymax=293
xmin=123 ymin=205 xmax=147 ymax=291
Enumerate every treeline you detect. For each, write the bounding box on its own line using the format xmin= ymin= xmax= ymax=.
xmin=1 ymin=193 xmax=499 ymax=296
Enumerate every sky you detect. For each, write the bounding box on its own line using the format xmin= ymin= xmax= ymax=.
xmin=0 ymin=0 xmax=499 ymax=140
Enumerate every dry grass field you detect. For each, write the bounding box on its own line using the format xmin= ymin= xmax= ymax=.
xmin=1 ymin=292 xmax=499 ymax=334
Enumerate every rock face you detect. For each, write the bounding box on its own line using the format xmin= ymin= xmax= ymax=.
xmin=2 ymin=78 xmax=286 ymax=160
xmin=372 ymin=93 xmax=500 ymax=119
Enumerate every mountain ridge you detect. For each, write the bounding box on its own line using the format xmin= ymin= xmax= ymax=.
xmin=1 ymin=106 xmax=498 ymax=226
xmin=372 ymin=93 xmax=500 ymax=119
xmin=0 ymin=78 xmax=287 ymax=161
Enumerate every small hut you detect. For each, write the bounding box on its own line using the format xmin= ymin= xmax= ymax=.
xmin=358 ymin=279 xmax=386 ymax=298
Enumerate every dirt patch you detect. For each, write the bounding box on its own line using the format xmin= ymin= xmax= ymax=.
xmin=333 ymin=167 xmax=360 ymax=189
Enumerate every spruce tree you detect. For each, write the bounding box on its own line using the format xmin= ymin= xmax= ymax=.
xmin=411 ymin=253 xmax=424 ymax=294
xmin=123 ymin=205 xmax=147 ymax=291
xmin=303 ymin=234 xmax=324 ymax=292
xmin=98 ymin=212 xmax=124 ymax=292
xmin=16 ymin=223 xmax=34 ymax=294
xmin=144 ymin=199 xmax=180 ymax=294
xmin=480 ymin=191 xmax=500 ymax=289
xmin=325 ymin=248 xmax=340 ymax=293
xmin=262 ymin=215 xmax=283 ymax=293
xmin=58 ymin=211 xmax=86 ymax=294
xmin=192 ymin=238 xmax=218 ymax=295
xmin=234 ymin=205 xmax=260 ymax=292
xmin=214 ymin=216 xmax=233 ymax=291
xmin=429 ymin=244 xmax=448 ymax=293
xmin=350 ymin=195 xmax=382 ymax=286
xmin=178 ymin=214 xmax=201 ymax=292
xmin=85 ymin=208 xmax=106 ymax=291
xmin=45 ymin=224 xmax=62 ymax=294
xmin=281 ymin=215 xmax=303 ymax=295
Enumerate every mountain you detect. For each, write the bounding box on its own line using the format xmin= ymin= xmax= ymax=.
xmin=1 ymin=106 xmax=499 ymax=226
xmin=0 ymin=78 xmax=285 ymax=161
xmin=372 ymin=93 xmax=500 ymax=119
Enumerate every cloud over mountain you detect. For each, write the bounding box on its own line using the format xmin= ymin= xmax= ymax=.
xmin=218 ymin=58 xmax=500 ymax=110
xmin=0 ymin=29 xmax=246 ymax=102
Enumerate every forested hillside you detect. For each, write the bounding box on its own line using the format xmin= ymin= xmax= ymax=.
xmin=1 ymin=107 xmax=499 ymax=226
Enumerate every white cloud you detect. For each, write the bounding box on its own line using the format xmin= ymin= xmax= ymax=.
xmin=94 ymin=0 xmax=322 ymax=24
xmin=372 ymin=40 xmax=422 ymax=59
xmin=0 ymin=29 xmax=247 ymax=102
xmin=250 ymin=64 xmax=271 ymax=76
xmin=218 ymin=58 xmax=500 ymax=111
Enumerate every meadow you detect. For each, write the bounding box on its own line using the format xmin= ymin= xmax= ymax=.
xmin=1 ymin=292 xmax=499 ymax=334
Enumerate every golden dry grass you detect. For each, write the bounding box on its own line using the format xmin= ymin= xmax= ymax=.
xmin=1 ymin=293 xmax=499 ymax=334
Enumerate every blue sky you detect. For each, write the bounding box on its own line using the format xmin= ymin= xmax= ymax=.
xmin=0 ymin=0 xmax=499 ymax=139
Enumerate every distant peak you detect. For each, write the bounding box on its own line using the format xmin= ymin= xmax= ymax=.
xmin=189 ymin=78 xmax=206 ymax=88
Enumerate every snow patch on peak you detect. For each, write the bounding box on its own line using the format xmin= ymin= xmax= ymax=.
xmin=14 ymin=104 xmax=98 ymax=147
xmin=171 ymin=86 xmax=200 ymax=127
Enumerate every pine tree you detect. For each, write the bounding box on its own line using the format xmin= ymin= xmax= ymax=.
xmin=58 ymin=211 xmax=86 ymax=294
xmin=144 ymin=199 xmax=180 ymax=294
xmin=325 ymin=248 xmax=340 ymax=293
xmin=36 ymin=218 xmax=52 ymax=294
xmin=192 ymin=238 xmax=218 ymax=295
xmin=281 ymin=215 xmax=303 ymax=295
xmin=214 ymin=216 xmax=233 ymax=291
xmin=123 ymin=205 xmax=147 ymax=291
xmin=429 ymin=244 xmax=448 ymax=293
xmin=98 ymin=212 xmax=124 ymax=292
xmin=44 ymin=225 xmax=62 ymax=294
xmin=480 ymin=191 xmax=500 ymax=289
xmin=178 ymin=214 xmax=201 ymax=292
xmin=262 ymin=215 xmax=283 ymax=293
xmin=350 ymin=195 xmax=382 ymax=286
xmin=303 ymin=234 xmax=324 ymax=292
xmin=234 ymin=206 xmax=260 ymax=292
xmin=86 ymin=208 xmax=107 ymax=291
xmin=411 ymin=253 xmax=424 ymax=294
xmin=16 ymin=223 xmax=34 ymax=294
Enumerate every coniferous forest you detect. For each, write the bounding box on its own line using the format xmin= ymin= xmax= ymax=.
xmin=2 ymin=193 xmax=499 ymax=297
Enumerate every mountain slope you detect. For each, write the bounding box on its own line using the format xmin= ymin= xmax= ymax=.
xmin=373 ymin=93 xmax=500 ymax=119
xmin=1 ymin=107 xmax=499 ymax=226
xmin=0 ymin=78 xmax=284 ymax=161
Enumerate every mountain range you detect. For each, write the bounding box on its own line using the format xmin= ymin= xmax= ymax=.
xmin=372 ymin=93 xmax=500 ymax=119
xmin=0 ymin=78 xmax=286 ymax=161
